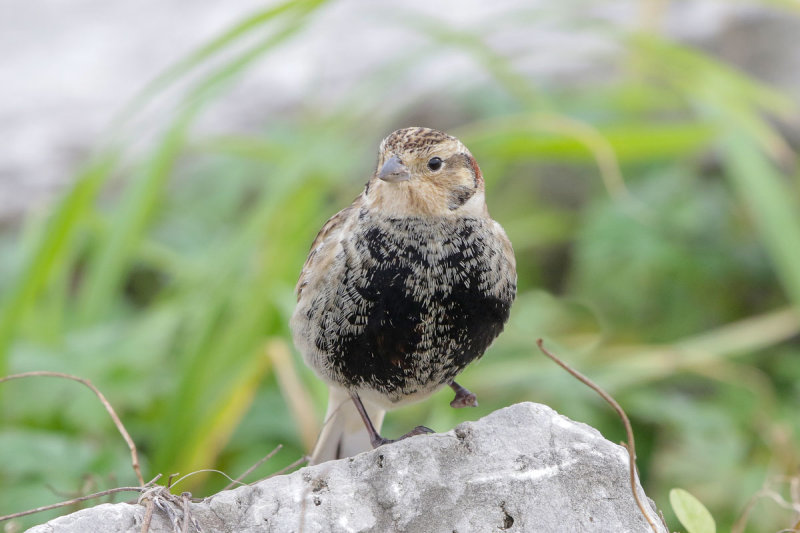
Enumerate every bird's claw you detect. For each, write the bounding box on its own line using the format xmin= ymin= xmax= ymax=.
xmin=371 ymin=425 xmax=435 ymax=448
xmin=449 ymin=381 xmax=478 ymax=408
xmin=404 ymin=425 xmax=435 ymax=437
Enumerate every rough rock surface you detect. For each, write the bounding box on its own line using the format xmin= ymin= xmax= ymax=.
xmin=28 ymin=403 xmax=666 ymax=533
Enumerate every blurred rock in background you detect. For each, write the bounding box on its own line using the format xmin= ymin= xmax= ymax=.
xmin=2 ymin=0 xmax=798 ymax=222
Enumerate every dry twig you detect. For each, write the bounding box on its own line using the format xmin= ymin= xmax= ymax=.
xmin=141 ymin=498 xmax=155 ymax=533
xmin=266 ymin=339 xmax=319 ymax=450
xmin=536 ymin=339 xmax=661 ymax=533
xmin=138 ymin=484 xmax=201 ymax=533
xmin=0 ymin=475 xmax=162 ymax=523
xmin=260 ymin=454 xmax=309 ymax=483
xmin=0 ymin=371 xmax=306 ymax=531
xmin=732 ymin=475 xmax=800 ymax=533
xmin=181 ymin=493 xmax=193 ymax=533
xmin=0 ymin=371 xmax=144 ymax=486
xmin=222 ymin=444 xmax=283 ymax=491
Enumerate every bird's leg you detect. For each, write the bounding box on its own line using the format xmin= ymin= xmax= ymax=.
xmin=350 ymin=391 xmax=433 ymax=448
xmin=449 ymin=381 xmax=478 ymax=408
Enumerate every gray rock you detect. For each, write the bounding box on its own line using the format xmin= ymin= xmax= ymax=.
xmin=28 ymin=402 xmax=666 ymax=533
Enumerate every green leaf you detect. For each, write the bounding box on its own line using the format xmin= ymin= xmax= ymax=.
xmin=670 ymin=488 xmax=716 ymax=533
xmin=722 ymin=136 xmax=800 ymax=312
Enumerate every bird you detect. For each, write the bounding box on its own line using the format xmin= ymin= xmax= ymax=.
xmin=290 ymin=126 xmax=516 ymax=464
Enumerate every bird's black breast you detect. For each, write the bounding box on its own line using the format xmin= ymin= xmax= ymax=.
xmin=317 ymin=216 xmax=514 ymax=397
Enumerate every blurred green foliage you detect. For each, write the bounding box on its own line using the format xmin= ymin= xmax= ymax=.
xmin=2 ymin=1 xmax=800 ymax=531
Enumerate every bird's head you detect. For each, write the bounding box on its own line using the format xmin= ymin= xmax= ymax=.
xmin=364 ymin=127 xmax=487 ymax=217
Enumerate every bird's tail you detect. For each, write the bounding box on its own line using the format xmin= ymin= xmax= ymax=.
xmin=310 ymin=387 xmax=385 ymax=465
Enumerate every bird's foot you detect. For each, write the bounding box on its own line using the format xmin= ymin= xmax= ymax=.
xmin=350 ymin=391 xmax=435 ymax=449
xmin=370 ymin=426 xmax=435 ymax=448
xmin=449 ymin=381 xmax=478 ymax=408
xmin=402 ymin=425 xmax=435 ymax=438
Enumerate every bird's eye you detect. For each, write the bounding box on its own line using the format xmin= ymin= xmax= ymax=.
xmin=427 ymin=157 xmax=443 ymax=171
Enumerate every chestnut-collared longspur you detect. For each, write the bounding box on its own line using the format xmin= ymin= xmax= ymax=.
xmin=291 ymin=127 xmax=516 ymax=464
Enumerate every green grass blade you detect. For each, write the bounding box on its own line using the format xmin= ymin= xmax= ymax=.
xmin=76 ymin=109 xmax=195 ymax=323
xmin=593 ymin=307 xmax=800 ymax=389
xmin=723 ymin=136 xmax=800 ymax=310
xmin=109 ymin=0 xmax=329 ymax=132
xmin=76 ymin=2 xmax=328 ymax=323
xmin=0 ymin=155 xmax=116 ymax=374
xmin=400 ymin=11 xmax=547 ymax=109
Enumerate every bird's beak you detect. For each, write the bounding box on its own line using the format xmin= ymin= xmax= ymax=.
xmin=378 ymin=156 xmax=410 ymax=183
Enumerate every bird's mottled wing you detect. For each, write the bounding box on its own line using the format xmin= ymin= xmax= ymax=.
xmin=296 ymin=195 xmax=362 ymax=300
xmin=493 ymin=220 xmax=517 ymax=275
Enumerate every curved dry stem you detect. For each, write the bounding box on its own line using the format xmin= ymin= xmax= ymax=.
xmin=222 ymin=444 xmax=283 ymax=491
xmin=141 ymin=497 xmax=155 ymax=533
xmin=0 ymin=371 xmax=144 ymax=486
xmin=732 ymin=477 xmax=800 ymax=533
xmin=454 ymin=113 xmax=649 ymax=220
xmin=255 ymin=454 xmax=309 ymax=486
xmin=536 ymin=339 xmax=661 ymax=533
xmin=181 ymin=492 xmax=192 ymax=533
xmin=266 ymin=339 xmax=319 ymax=450
xmin=138 ymin=482 xmax=199 ymax=533
xmin=169 ymin=469 xmax=242 ymax=491
xmin=531 ymin=114 xmax=634 ymax=205
xmin=0 ymin=474 xmax=161 ymax=523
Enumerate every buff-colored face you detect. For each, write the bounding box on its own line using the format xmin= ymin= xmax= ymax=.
xmin=364 ymin=127 xmax=487 ymax=217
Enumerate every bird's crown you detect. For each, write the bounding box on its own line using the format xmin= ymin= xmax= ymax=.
xmin=379 ymin=127 xmax=466 ymax=156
